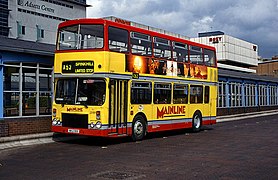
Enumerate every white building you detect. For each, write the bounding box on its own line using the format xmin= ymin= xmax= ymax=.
xmin=7 ymin=0 xmax=88 ymax=44
xmin=0 ymin=0 xmax=88 ymax=134
xmin=191 ymin=31 xmax=258 ymax=73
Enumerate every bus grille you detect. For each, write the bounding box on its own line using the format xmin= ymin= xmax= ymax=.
xmin=62 ymin=113 xmax=88 ymax=129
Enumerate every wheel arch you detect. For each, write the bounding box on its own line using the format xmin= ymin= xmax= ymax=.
xmin=193 ymin=110 xmax=202 ymax=119
xmin=192 ymin=110 xmax=203 ymax=132
xmin=133 ymin=112 xmax=148 ymax=131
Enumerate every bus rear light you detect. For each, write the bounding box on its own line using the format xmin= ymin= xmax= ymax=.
xmin=96 ymin=111 xmax=101 ymax=120
xmin=53 ymin=108 xmax=57 ymax=117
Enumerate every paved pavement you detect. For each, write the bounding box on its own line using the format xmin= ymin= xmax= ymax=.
xmin=0 ymin=109 xmax=278 ymax=150
xmin=0 ymin=112 xmax=277 ymax=179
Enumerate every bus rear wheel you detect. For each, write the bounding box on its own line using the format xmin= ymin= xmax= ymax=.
xmin=132 ymin=115 xmax=146 ymax=141
xmin=192 ymin=112 xmax=202 ymax=132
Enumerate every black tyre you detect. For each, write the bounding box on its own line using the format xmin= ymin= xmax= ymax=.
xmin=132 ymin=115 xmax=146 ymax=141
xmin=192 ymin=112 xmax=202 ymax=132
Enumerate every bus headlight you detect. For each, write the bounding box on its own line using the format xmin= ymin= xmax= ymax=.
xmin=90 ymin=122 xmax=94 ymax=128
xmin=52 ymin=118 xmax=61 ymax=126
xmin=95 ymin=121 xmax=102 ymax=129
xmin=52 ymin=118 xmax=57 ymax=125
xmin=57 ymin=120 xmax=61 ymax=126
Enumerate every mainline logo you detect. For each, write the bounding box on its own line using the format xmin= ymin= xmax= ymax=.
xmin=157 ymin=106 xmax=185 ymax=119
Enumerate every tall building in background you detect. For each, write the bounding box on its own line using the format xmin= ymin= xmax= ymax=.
xmin=191 ymin=31 xmax=258 ymax=73
xmin=0 ymin=0 xmax=88 ymax=136
xmin=6 ymin=0 xmax=87 ymax=44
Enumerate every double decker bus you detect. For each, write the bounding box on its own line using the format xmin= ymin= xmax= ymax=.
xmin=51 ymin=17 xmax=218 ymax=141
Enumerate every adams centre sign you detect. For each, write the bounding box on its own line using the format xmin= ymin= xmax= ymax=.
xmin=18 ymin=0 xmax=55 ymax=13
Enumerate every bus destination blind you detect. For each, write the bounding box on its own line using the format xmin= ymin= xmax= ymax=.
xmin=62 ymin=61 xmax=94 ymax=73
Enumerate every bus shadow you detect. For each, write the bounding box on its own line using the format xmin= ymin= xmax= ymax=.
xmin=52 ymin=133 xmax=133 ymax=147
xmin=52 ymin=126 xmax=214 ymax=147
xmin=145 ymin=126 xmax=214 ymax=140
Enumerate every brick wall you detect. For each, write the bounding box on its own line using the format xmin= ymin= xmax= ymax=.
xmin=217 ymin=106 xmax=278 ymax=116
xmin=0 ymin=116 xmax=51 ymax=137
xmin=0 ymin=121 xmax=9 ymax=137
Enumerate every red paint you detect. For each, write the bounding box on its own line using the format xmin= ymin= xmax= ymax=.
xmin=115 ymin=18 xmax=131 ymax=25
xmin=66 ymin=107 xmax=83 ymax=112
xmin=157 ymin=106 xmax=185 ymax=119
xmin=52 ymin=118 xmax=216 ymax=138
xmin=209 ymin=37 xmax=222 ymax=43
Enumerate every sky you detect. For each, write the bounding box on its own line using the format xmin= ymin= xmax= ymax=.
xmin=86 ymin=0 xmax=278 ymax=58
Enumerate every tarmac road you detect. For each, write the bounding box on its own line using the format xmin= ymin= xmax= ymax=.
xmin=0 ymin=114 xmax=277 ymax=179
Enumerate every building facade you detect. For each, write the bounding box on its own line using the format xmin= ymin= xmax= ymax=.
xmin=251 ymin=60 xmax=278 ymax=77
xmin=191 ymin=31 xmax=258 ymax=73
xmin=8 ymin=0 xmax=87 ymax=44
xmin=218 ymin=69 xmax=278 ymax=115
xmin=0 ymin=0 xmax=88 ymax=137
xmin=0 ymin=15 xmax=277 ymax=137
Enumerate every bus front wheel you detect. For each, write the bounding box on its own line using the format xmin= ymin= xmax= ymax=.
xmin=192 ymin=112 xmax=202 ymax=132
xmin=132 ymin=115 xmax=146 ymax=141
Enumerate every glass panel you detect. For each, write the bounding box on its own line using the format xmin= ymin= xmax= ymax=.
xmin=58 ymin=25 xmax=79 ymax=50
xmin=55 ymin=78 xmax=106 ymax=106
xmin=4 ymin=92 xmax=19 ymax=117
xmin=204 ymin=86 xmax=210 ymax=103
xmin=79 ymin=24 xmax=104 ymax=49
xmin=22 ymin=68 xmax=36 ymax=91
xmin=39 ymin=92 xmax=52 ymax=115
xmin=153 ymin=37 xmax=171 ymax=59
xmin=77 ymin=79 xmax=106 ymax=106
xmin=58 ymin=24 xmax=104 ymax=50
xmin=55 ymin=79 xmax=76 ymax=105
xmin=39 ymin=69 xmax=52 ymax=91
xmin=23 ymin=92 xmax=36 ymax=116
xmin=173 ymin=42 xmax=188 ymax=62
xmin=131 ymin=32 xmax=152 ymax=56
xmin=108 ymin=26 xmax=129 ymax=52
xmin=190 ymin=85 xmax=203 ymax=104
xmin=154 ymin=83 xmax=171 ymax=104
xmin=131 ymin=82 xmax=152 ymax=104
xmin=204 ymin=49 xmax=216 ymax=66
xmin=190 ymin=46 xmax=203 ymax=64
xmin=173 ymin=84 xmax=188 ymax=104
xmin=4 ymin=66 xmax=20 ymax=91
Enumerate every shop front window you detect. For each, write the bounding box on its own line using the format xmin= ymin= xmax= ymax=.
xmin=3 ymin=63 xmax=53 ymax=117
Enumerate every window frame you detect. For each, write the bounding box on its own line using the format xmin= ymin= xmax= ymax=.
xmin=130 ymin=31 xmax=152 ymax=56
xmin=108 ymin=26 xmax=129 ymax=53
xmin=131 ymin=81 xmax=152 ymax=104
xmin=154 ymin=82 xmax=172 ymax=104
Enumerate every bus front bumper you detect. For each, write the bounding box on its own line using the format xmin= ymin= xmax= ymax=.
xmin=51 ymin=126 xmax=109 ymax=137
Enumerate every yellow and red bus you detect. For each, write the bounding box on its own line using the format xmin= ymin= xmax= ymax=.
xmin=51 ymin=17 xmax=218 ymax=141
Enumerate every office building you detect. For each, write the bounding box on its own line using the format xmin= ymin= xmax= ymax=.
xmin=0 ymin=0 xmax=88 ymax=136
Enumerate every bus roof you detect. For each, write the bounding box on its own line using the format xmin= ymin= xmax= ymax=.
xmin=58 ymin=17 xmax=216 ymax=51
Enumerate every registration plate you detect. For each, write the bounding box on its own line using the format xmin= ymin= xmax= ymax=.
xmin=68 ymin=129 xmax=80 ymax=134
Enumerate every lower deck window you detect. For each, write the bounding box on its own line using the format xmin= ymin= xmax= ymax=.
xmin=190 ymin=85 xmax=203 ymax=104
xmin=131 ymin=81 xmax=152 ymax=104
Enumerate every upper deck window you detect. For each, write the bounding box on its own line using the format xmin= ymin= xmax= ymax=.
xmin=108 ymin=26 xmax=129 ymax=53
xmin=57 ymin=24 xmax=104 ymax=50
xmin=204 ymin=49 xmax=216 ymax=67
xmin=173 ymin=42 xmax=188 ymax=63
xmin=131 ymin=32 xmax=152 ymax=56
xmin=190 ymin=46 xmax=203 ymax=64
xmin=153 ymin=37 xmax=171 ymax=59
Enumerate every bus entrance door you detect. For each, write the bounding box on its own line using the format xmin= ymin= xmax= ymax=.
xmin=109 ymin=80 xmax=128 ymax=136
